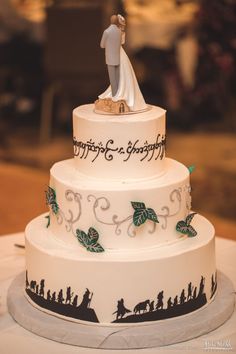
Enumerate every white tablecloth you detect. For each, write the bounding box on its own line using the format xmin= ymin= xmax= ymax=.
xmin=0 ymin=233 xmax=236 ymax=354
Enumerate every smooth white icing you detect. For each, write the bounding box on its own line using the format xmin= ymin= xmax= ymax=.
xmin=73 ymin=104 xmax=166 ymax=179
xmin=49 ymin=158 xmax=191 ymax=250
xmin=24 ymin=103 xmax=217 ymax=327
xmin=25 ymin=213 xmax=216 ymax=325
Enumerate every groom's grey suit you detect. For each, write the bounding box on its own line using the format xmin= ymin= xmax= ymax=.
xmin=100 ymin=24 xmax=121 ymax=97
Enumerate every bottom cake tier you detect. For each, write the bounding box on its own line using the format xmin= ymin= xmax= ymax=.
xmin=25 ymin=213 xmax=217 ymax=326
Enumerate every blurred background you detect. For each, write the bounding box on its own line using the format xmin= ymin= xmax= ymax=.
xmin=0 ymin=0 xmax=235 ymax=238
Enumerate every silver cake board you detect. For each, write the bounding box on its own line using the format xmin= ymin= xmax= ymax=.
xmin=7 ymin=271 xmax=235 ymax=350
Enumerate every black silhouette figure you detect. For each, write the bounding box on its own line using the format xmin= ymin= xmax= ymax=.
xmin=79 ymin=288 xmax=92 ymax=309
xmin=30 ymin=280 xmax=36 ymax=290
xmin=112 ymin=276 xmax=208 ymax=324
xmin=72 ymin=288 xmax=99 ymax=322
xmin=211 ymin=275 xmax=215 ymax=293
xmin=187 ymin=282 xmax=193 ymax=300
xmin=198 ymin=276 xmax=205 ymax=296
xmin=51 ymin=291 xmax=56 ymax=302
xmin=180 ymin=289 xmax=186 ymax=304
xmin=47 ymin=290 xmax=51 ymax=301
xmin=25 ymin=271 xmax=29 ymax=288
xmin=72 ymin=295 xmax=78 ymax=307
xmin=113 ymin=298 xmax=131 ymax=320
xmin=39 ymin=279 xmax=45 ymax=297
xmin=173 ymin=295 xmax=178 ymax=306
xmin=134 ymin=300 xmax=150 ymax=314
xmin=156 ymin=291 xmax=164 ymax=310
xmin=167 ymin=297 xmax=173 ymax=309
xmin=25 ymin=275 xmax=99 ymax=323
xmin=36 ymin=284 xmax=39 ymax=295
xmin=210 ymin=272 xmax=217 ymax=299
xmin=57 ymin=289 xmax=64 ymax=304
xmin=149 ymin=300 xmax=154 ymax=312
xmin=66 ymin=286 xmax=74 ymax=304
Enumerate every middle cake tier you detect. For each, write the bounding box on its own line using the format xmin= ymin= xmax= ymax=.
xmin=48 ymin=158 xmax=191 ymax=250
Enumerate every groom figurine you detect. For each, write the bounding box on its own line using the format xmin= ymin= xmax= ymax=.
xmin=100 ymin=15 xmax=122 ymax=97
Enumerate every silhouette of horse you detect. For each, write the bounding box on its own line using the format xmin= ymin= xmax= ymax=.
xmin=134 ymin=300 xmax=150 ymax=314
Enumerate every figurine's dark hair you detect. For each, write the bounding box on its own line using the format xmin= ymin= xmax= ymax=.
xmin=110 ymin=15 xmax=118 ymax=25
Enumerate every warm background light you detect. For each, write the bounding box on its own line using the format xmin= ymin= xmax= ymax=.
xmin=0 ymin=0 xmax=235 ymax=238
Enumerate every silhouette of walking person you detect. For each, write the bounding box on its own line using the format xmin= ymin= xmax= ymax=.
xmin=79 ymin=288 xmax=92 ymax=309
xmin=72 ymin=295 xmax=78 ymax=307
xmin=113 ymin=298 xmax=131 ymax=320
xmin=193 ymin=286 xmax=197 ymax=299
xmin=149 ymin=300 xmax=154 ymax=312
xmin=180 ymin=289 xmax=186 ymax=304
xmin=167 ymin=297 xmax=173 ymax=309
xmin=187 ymin=282 xmax=193 ymax=300
xmin=173 ymin=295 xmax=178 ymax=306
xmin=211 ymin=275 xmax=215 ymax=293
xmin=51 ymin=291 xmax=56 ymax=302
xmin=25 ymin=271 xmax=29 ymax=288
xmin=57 ymin=289 xmax=64 ymax=304
xmin=36 ymin=284 xmax=39 ymax=295
xmin=211 ymin=273 xmax=217 ymax=298
xmin=156 ymin=291 xmax=164 ymax=310
xmin=66 ymin=286 xmax=74 ymax=304
xmin=30 ymin=280 xmax=36 ymax=291
xmin=198 ymin=276 xmax=205 ymax=296
xmin=39 ymin=279 xmax=45 ymax=297
xmin=47 ymin=289 xmax=51 ymax=301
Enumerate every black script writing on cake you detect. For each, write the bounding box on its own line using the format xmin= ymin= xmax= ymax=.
xmin=73 ymin=134 xmax=166 ymax=163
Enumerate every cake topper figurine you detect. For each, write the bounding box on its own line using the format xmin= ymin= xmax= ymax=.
xmin=95 ymin=14 xmax=148 ymax=114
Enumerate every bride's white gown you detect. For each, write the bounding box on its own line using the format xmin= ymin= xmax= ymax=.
xmin=99 ymin=47 xmax=147 ymax=112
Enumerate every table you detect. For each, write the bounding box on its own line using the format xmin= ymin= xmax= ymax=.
xmin=0 ymin=233 xmax=235 ymax=354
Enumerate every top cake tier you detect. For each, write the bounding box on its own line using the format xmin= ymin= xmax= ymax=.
xmin=73 ymin=104 xmax=166 ymax=180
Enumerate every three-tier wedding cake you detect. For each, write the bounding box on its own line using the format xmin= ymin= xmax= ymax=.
xmin=24 ymin=102 xmax=217 ymax=325
xmin=24 ymin=14 xmax=217 ymax=328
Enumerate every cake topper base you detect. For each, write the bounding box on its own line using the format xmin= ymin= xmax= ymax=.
xmin=8 ymin=271 xmax=235 ymax=349
xmin=94 ymin=98 xmax=150 ymax=115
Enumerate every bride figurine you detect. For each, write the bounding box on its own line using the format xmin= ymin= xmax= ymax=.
xmin=95 ymin=14 xmax=148 ymax=114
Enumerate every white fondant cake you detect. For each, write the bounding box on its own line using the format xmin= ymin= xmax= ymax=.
xmin=73 ymin=105 xmax=166 ymax=179
xmin=24 ymin=104 xmax=217 ymax=326
xmin=49 ymin=157 xmax=190 ymax=249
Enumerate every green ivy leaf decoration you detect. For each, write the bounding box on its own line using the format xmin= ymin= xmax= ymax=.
xmin=76 ymin=227 xmax=104 ymax=253
xmin=186 ymin=212 xmax=197 ymax=225
xmin=76 ymin=229 xmax=88 ymax=247
xmin=45 ymin=186 xmax=59 ymax=215
xmin=131 ymin=202 xmax=146 ymax=210
xmin=188 ymin=165 xmax=195 ymax=174
xmin=146 ymin=208 xmax=159 ymax=223
xmin=45 ymin=214 xmax=50 ymax=228
xmin=176 ymin=212 xmax=197 ymax=237
xmin=131 ymin=201 xmax=159 ymax=227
